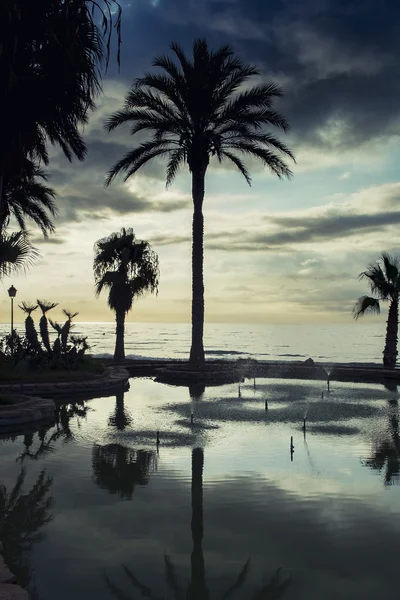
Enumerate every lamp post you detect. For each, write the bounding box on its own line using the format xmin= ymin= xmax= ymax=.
xmin=7 ymin=285 xmax=17 ymax=335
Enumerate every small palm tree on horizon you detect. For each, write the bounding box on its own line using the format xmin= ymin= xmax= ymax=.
xmin=353 ymin=252 xmax=400 ymax=368
xmin=93 ymin=227 xmax=159 ymax=361
xmin=105 ymin=38 xmax=294 ymax=367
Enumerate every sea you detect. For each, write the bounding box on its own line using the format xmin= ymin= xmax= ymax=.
xmin=1 ymin=321 xmax=387 ymax=365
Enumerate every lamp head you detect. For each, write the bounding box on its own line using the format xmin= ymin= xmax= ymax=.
xmin=8 ymin=285 xmax=17 ymax=298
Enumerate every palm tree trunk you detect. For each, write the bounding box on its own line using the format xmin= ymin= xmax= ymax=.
xmin=189 ymin=169 xmax=205 ymax=368
xmin=114 ymin=309 xmax=125 ymax=362
xmin=187 ymin=447 xmax=209 ymax=600
xmin=383 ymin=297 xmax=399 ymax=368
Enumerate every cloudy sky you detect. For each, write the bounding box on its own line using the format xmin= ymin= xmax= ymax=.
xmin=3 ymin=0 xmax=400 ymax=324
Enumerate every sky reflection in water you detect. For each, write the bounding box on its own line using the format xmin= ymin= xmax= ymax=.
xmin=0 ymin=377 xmax=400 ymax=600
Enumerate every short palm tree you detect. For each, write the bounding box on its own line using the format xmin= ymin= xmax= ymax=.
xmin=93 ymin=228 xmax=159 ymax=361
xmin=353 ymin=253 xmax=400 ymax=368
xmin=105 ymin=38 xmax=294 ymax=367
xmin=1 ymin=159 xmax=57 ymax=237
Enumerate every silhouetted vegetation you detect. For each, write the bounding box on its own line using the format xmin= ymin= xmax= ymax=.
xmin=0 ymin=300 xmax=91 ymax=374
xmin=353 ymin=252 xmax=400 ymax=368
xmin=105 ymin=38 xmax=294 ymax=368
xmin=93 ymin=228 xmax=159 ymax=361
xmin=0 ymin=0 xmax=122 ymax=214
xmin=0 ymin=468 xmax=54 ymax=590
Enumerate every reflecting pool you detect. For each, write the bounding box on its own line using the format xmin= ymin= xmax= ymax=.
xmin=1 ymin=377 xmax=399 ymax=599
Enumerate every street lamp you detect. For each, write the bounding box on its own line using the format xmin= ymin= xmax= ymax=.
xmin=7 ymin=285 xmax=17 ymax=335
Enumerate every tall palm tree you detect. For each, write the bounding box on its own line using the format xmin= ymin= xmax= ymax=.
xmin=0 ymin=0 xmax=122 ymax=214
xmin=1 ymin=159 xmax=57 ymax=237
xmin=353 ymin=253 xmax=400 ymax=368
xmin=105 ymin=38 xmax=294 ymax=367
xmin=93 ymin=228 xmax=159 ymax=361
xmin=0 ymin=231 xmax=39 ymax=278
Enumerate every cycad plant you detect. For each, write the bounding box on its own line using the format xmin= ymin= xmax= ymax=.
xmin=61 ymin=309 xmax=79 ymax=353
xmin=353 ymin=253 xmax=400 ymax=368
xmin=18 ymin=302 xmax=40 ymax=351
xmin=48 ymin=319 xmax=63 ymax=356
xmin=105 ymin=38 xmax=294 ymax=367
xmin=37 ymin=300 xmax=59 ymax=354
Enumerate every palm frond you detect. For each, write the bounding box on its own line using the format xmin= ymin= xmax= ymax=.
xmin=0 ymin=231 xmax=39 ymax=277
xmin=122 ymin=565 xmax=163 ymax=600
xmin=220 ymin=559 xmax=250 ymax=600
xmin=228 ymin=142 xmax=293 ymax=179
xmin=358 ymin=262 xmax=392 ymax=298
xmin=164 ymin=555 xmax=184 ymax=600
xmin=62 ymin=309 xmax=79 ymax=320
xmin=105 ymin=141 xmax=174 ymax=185
xmin=37 ymin=300 xmax=59 ymax=314
xmin=18 ymin=301 xmax=38 ymax=315
xmin=104 ymin=574 xmax=132 ymax=600
xmin=353 ymin=296 xmax=381 ymax=320
xmin=166 ymin=148 xmax=186 ymax=186
xmin=381 ymin=252 xmax=400 ymax=285
xmin=221 ymin=151 xmax=252 ymax=185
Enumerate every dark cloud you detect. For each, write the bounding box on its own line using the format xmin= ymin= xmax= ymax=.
xmin=30 ymin=235 xmax=67 ymax=245
xmin=150 ymin=207 xmax=400 ymax=251
xmin=109 ymin=0 xmax=400 ymax=151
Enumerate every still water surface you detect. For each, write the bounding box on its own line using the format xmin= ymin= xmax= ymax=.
xmin=0 ymin=377 xmax=400 ymax=599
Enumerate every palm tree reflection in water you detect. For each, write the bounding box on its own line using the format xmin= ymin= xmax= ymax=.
xmin=0 ymin=468 xmax=53 ymax=592
xmin=105 ymin=386 xmax=291 ymax=599
xmin=365 ymin=390 xmax=400 ymax=485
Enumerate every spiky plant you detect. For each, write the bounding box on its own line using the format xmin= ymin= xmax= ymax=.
xmin=18 ymin=301 xmax=40 ymax=351
xmin=61 ymin=309 xmax=79 ymax=353
xmin=37 ymin=300 xmax=58 ymax=354
xmin=49 ymin=319 xmax=63 ymax=356
xmin=70 ymin=335 xmax=90 ymax=358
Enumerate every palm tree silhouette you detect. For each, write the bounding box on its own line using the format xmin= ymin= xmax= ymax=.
xmin=364 ymin=399 xmax=400 ymax=485
xmin=93 ymin=228 xmax=159 ymax=361
xmin=92 ymin=444 xmax=157 ymax=500
xmin=105 ymin=38 xmax=294 ymax=367
xmin=1 ymin=158 xmax=57 ymax=237
xmin=0 ymin=0 xmax=122 ymax=214
xmin=353 ymin=252 xmax=400 ymax=367
xmin=0 ymin=468 xmax=53 ymax=590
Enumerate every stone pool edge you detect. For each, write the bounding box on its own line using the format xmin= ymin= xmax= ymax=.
xmin=0 ymin=365 xmax=130 ymax=399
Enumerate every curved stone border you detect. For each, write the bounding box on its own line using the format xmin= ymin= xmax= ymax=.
xmin=0 ymin=396 xmax=55 ymax=432
xmin=0 ymin=366 xmax=130 ymax=400
xmin=0 ymin=544 xmax=28 ymax=599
